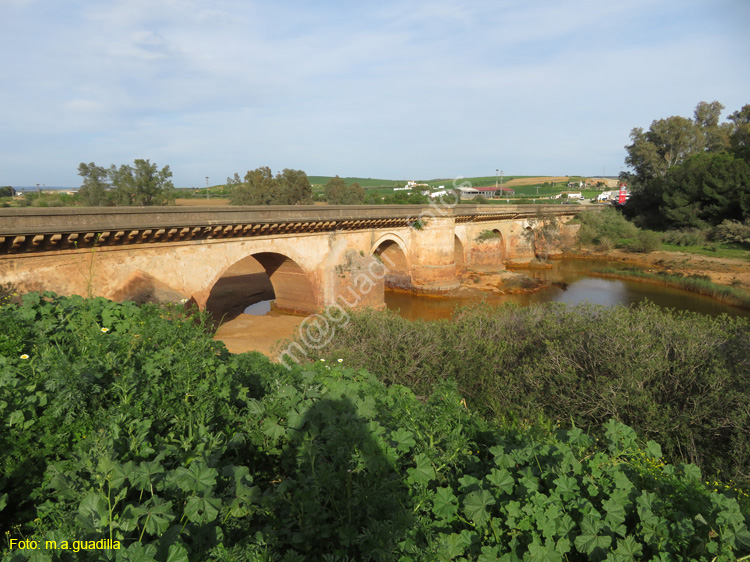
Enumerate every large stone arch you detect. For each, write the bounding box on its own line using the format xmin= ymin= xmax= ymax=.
xmin=205 ymin=251 xmax=317 ymax=322
xmin=371 ymin=234 xmax=411 ymax=290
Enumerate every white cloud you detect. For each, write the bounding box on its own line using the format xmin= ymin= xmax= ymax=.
xmin=1 ymin=0 xmax=748 ymax=185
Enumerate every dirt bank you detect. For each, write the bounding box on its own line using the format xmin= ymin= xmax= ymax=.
xmin=214 ymin=312 xmax=303 ymax=356
xmin=565 ymin=249 xmax=750 ymax=289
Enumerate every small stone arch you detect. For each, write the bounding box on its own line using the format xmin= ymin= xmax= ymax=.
xmin=205 ymin=251 xmax=317 ymax=322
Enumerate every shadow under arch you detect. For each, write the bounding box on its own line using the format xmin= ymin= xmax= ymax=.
xmin=275 ymin=395 xmax=413 ymax=559
xmin=371 ymin=235 xmax=411 ymax=290
xmin=490 ymin=228 xmax=507 ymax=261
xmin=205 ymin=252 xmax=317 ymax=323
xmin=454 ymin=234 xmax=465 ymax=270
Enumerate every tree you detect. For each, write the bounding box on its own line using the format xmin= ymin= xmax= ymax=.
xmin=325 ymin=176 xmax=365 ymax=204
xmin=0 ymin=186 xmax=15 ymax=197
xmin=77 ymin=162 xmax=110 ymax=206
xmin=660 ymin=152 xmax=750 ymax=228
xmin=229 ymin=167 xmax=312 ymax=205
xmin=625 ymin=116 xmax=702 ymax=181
xmin=694 ymin=100 xmax=731 ymax=153
xmin=623 ymin=101 xmax=750 ymax=228
xmin=109 ymin=159 xmax=174 ymax=206
xmin=728 ymin=104 xmax=750 ymax=163
xmin=276 ymin=168 xmax=312 ymax=205
xmin=231 ymin=167 xmax=276 ymax=205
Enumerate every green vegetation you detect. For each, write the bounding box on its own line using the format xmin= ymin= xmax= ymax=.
xmin=306 ymin=302 xmax=750 ymax=491
xmin=476 ymin=230 xmax=501 ymax=242
xmin=324 ymin=176 xmax=365 ymax=204
xmin=77 ymin=160 xmax=175 ymax=206
xmin=308 ymin=176 xmax=398 ymax=189
xmin=623 ymin=101 xmax=750 ymax=230
xmin=227 ymin=167 xmax=312 ymax=206
xmin=365 ymin=190 xmax=429 ymax=205
xmin=574 ymin=207 xmax=639 ymax=251
xmin=659 ymin=242 xmax=750 ymax=261
xmin=2 ymin=295 xmax=749 ymax=560
xmin=576 ymin=208 xmax=750 ymax=258
xmin=591 ymin=268 xmax=750 ymax=309
xmin=714 ymin=220 xmax=750 ymax=249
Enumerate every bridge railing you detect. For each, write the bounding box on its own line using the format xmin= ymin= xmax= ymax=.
xmin=0 ymin=205 xmax=597 ymax=254
xmin=0 ymin=204 xmax=595 ymax=234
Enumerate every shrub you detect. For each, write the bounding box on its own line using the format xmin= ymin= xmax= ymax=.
xmin=713 ymin=219 xmax=750 ymax=248
xmin=3 ymin=295 xmax=750 ymax=561
xmin=597 ymin=235 xmax=615 ymax=251
xmin=575 ymin=207 xmax=639 ymax=242
xmin=628 ymin=229 xmax=662 ymax=253
xmin=662 ymin=227 xmax=710 ymax=247
xmin=309 ymin=303 xmax=750 ymax=489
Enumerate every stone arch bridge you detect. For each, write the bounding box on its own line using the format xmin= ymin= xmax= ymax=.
xmin=0 ymin=205 xmax=585 ymax=320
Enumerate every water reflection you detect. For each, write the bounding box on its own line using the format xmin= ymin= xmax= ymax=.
xmin=244 ymin=299 xmax=273 ymax=315
xmin=385 ymin=260 xmax=750 ymax=320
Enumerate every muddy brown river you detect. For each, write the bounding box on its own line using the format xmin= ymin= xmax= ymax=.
xmin=214 ymin=259 xmax=749 ymax=357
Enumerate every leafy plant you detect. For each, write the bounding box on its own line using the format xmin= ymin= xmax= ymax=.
xmin=2 ymin=294 xmax=749 ymax=561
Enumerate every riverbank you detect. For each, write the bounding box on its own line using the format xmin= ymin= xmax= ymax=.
xmin=566 ymin=248 xmax=750 ymax=287
xmin=558 ymin=248 xmax=750 ymax=306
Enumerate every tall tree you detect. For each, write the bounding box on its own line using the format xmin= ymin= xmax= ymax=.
xmin=276 ymin=168 xmax=312 ymax=205
xmin=230 ymin=167 xmax=312 ymax=205
xmin=77 ymin=162 xmax=111 ymax=206
xmin=623 ymin=101 xmax=749 ymax=227
xmin=231 ymin=167 xmax=276 ymax=205
xmin=660 ymin=152 xmax=750 ymax=228
xmin=625 ymin=116 xmax=702 ymax=181
xmin=325 ymin=176 xmax=365 ymax=204
xmin=108 ymin=159 xmax=174 ymax=206
xmin=728 ymin=104 xmax=750 ymax=163
xmin=694 ymin=100 xmax=731 ymax=153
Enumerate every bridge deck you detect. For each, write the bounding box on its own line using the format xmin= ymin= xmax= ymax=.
xmin=0 ymin=205 xmax=592 ymax=255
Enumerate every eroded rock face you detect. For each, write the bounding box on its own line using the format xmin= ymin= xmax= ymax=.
xmin=110 ymin=270 xmax=187 ymax=305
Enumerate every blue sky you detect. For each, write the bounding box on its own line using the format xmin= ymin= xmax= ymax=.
xmin=1 ymin=0 xmax=748 ymax=187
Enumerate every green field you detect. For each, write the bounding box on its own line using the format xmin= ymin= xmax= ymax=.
xmin=308 ymin=176 xmax=399 ymax=189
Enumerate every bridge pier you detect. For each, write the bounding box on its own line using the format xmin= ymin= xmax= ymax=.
xmin=409 ymin=216 xmax=460 ymax=292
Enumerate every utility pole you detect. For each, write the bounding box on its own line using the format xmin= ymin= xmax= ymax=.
xmin=495 ymin=169 xmax=498 ymax=189
xmin=206 ymin=177 xmax=209 ymax=201
xmin=500 ymin=170 xmax=503 ymax=192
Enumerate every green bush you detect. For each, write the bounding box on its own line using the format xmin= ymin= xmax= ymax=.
xmin=662 ymin=228 xmax=710 ymax=247
xmin=2 ymin=295 xmax=750 ymax=560
xmin=575 ymin=208 xmax=639 ymax=243
xmin=713 ymin=219 xmax=750 ymax=248
xmin=627 ymin=229 xmax=662 ymax=253
xmin=310 ymin=303 xmax=750 ymax=489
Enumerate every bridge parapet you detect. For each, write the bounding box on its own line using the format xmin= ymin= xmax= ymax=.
xmin=0 ymin=205 xmax=591 ymax=255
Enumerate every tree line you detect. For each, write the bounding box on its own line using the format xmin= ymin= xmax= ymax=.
xmin=622 ymin=101 xmax=750 ymax=230
xmin=227 ymin=169 xmax=368 ymax=205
